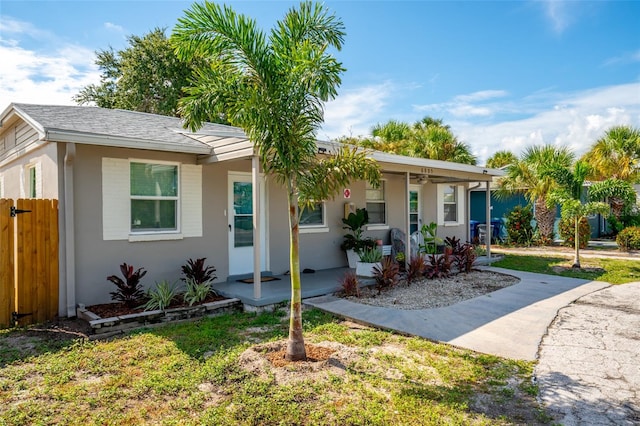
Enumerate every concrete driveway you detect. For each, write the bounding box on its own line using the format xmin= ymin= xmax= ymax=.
xmin=536 ymin=282 xmax=640 ymax=425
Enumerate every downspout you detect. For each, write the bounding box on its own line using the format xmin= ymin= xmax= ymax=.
xmin=467 ymin=182 xmax=481 ymax=243
xmin=252 ymin=155 xmax=261 ymax=299
xmin=64 ymin=143 xmax=76 ymax=317
xmin=485 ymin=180 xmax=491 ymax=261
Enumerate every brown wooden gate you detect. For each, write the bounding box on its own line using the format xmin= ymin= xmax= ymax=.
xmin=0 ymin=199 xmax=59 ymax=327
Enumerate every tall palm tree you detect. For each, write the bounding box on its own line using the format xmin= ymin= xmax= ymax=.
xmin=486 ymin=150 xmax=517 ymax=169
xmin=172 ymin=1 xmax=380 ymax=361
xmin=497 ymin=145 xmax=574 ymax=243
xmin=545 ymin=161 xmax=609 ymax=268
xmin=581 ymin=125 xmax=640 ymax=182
xmin=581 ymin=125 xmax=640 ymax=218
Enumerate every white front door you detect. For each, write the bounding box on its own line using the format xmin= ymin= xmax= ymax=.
xmin=409 ymin=185 xmax=422 ymax=235
xmin=228 ymin=172 xmax=267 ymax=275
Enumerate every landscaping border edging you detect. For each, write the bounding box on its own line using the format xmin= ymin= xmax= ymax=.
xmin=77 ymin=298 xmax=243 ymax=336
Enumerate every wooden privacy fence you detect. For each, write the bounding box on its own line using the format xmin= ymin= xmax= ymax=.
xmin=0 ymin=199 xmax=59 ymax=327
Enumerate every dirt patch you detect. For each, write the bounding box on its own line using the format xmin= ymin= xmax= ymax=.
xmin=551 ymin=266 xmax=606 ymax=274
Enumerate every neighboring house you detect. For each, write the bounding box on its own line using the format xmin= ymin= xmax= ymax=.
xmin=0 ymin=103 xmax=502 ymax=317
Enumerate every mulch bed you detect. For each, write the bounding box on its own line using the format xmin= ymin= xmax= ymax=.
xmin=87 ymin=294 xmax=228 ymax=318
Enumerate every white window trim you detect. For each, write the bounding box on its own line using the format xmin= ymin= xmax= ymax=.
xmin=299 ymin=201 xmax=329 ymax=233
xmin=130 ymin=160 xmax=181 ymax=235
xmin=0 ymin=173 xmax=4 ymax=198
xmin=24 ymin=162 xmax=42 ymax=199
xmin=366 ymin=179 xmax=387 ymax=226
xmin=102 ymin=157 xmax=202 ymax=242
xmin=437 ymin=184 xmax=465 ymax=226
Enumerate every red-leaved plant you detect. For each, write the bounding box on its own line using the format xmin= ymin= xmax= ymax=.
xmin=181 ymin=258 xmax=217 ymax=284
xmin=107 ymin=263 xmax=147 ymax=307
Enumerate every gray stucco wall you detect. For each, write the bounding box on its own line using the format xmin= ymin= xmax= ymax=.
xmin=0 ymin=142 xmax=59 ymax=199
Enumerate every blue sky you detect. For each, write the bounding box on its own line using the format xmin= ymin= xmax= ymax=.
xmin=1 ymin=1 xmax=639 ymax=164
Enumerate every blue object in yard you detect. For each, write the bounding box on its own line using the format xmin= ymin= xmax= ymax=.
xmin=469 ymin=220 xmax=479 ymax=242
xmin=491 ymin=218 xmax=503 ymax=242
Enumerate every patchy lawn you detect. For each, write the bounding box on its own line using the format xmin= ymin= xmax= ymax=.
xmin=0 ymin=309 xmax=551 ymax=425
xmin=492 ymin=254 xmax=640 ymax=284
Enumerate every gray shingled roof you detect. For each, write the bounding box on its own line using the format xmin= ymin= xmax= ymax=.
xmin=11 ymin=103 xmax=248 ymax=154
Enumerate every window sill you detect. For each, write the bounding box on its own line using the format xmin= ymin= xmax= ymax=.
xmin=129 ymin=233 xmax=184 ymax=242
xmin=366 ymin=224 xmax=389 ymax=231
xmin=300 ymin=226 xmax=329 ymax=234
xmin=442 ymin=222 xmax=462 ymax=227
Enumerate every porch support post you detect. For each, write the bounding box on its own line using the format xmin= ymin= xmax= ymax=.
xmin=252 ymin=155 xmax=261 ymax=299
xmin=63 ymin=143 xmax=76 ymax=317
xmin=405 ymin=172 xmax=411 ymax=266
xmin=485 ymin=180 xmax=491 ymax=261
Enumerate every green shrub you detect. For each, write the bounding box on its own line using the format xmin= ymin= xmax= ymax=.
xmin=506 ymin=205 xmax=534 ymax=246
xmin=617 ymin=226 xmax=640 ymax=251
xmin=358 ymin=247 xmax=383 ymax=263
xmin=144 ymin=280 xmax=181 ymax=311
xmin=559 ymin=217 xmax=591 ymax=249
xmin=183 ymin=278 xmax=214 ymax=306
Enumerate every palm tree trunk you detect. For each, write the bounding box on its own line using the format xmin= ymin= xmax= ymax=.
xmin=285 ymin=188 xmax=306 ymax=361
xmin=610 ymin=197 xmax=624 ymax=219
xmin=535 ymin=197 xmax=555 ymax=243
xmin=573 ymin=217 xmax=581 ymax=269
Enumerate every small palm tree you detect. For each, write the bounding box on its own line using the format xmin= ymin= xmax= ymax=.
xmin=172 ymin=1 xmax=380 ymax=361
xmin=581 ymin=126 xmax=640 ymax=218
xmin=497 ymin=145 xmax=574 ymax=243
xmin=486 ymin=150 xmax=517 ymax=169
xmin=544 ymin=161 xmax=609 ymax=268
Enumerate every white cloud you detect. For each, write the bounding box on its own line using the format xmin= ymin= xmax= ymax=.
xmin=539 ymin=0 xmax=571 ymax=34
xmin=320 ymin=82 xmax=394 ymax=139
xmin=453 ymin=83 xmax=640 ymax=165
xmin=0 ymin=41 xmax=99 ymax=107
xmin=602 ymin=49 xmax=640 ymax=67
xmin=414 ymin=89 xmax=509 ymax=118
xmin=454 ymin=90 xmax=509 ymax=103
xmin=104 ymin=22 xmax=126 ymax=34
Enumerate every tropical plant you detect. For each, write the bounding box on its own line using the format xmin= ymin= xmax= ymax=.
xmin=544 ymin=160 xmax=609 ymax=268
xmin=424 ymin=248 xmax=452 ymax=279
xmin=616 ymin=226 xmax=640 ymax=251
xmin=372 ymin=257 xmax=400 ymax=294
xmin=581 ymin=125 xmax=640 ymax=183
xmin=588 ymin=178 xmax=637 ymax=221
xmin=486 ymin=150 xmax=517 ymax=169
xmin=338 ymin=270 xmax=360 ymax=297
xmin=341 ymin=208 xmax=376 ymax=253
xmin=559 ymin=217 xmax=590 ymax=249
xmin=342 ymin=116 xmax=477 ymax=165
xmin=358 ymin=247 xmax=383 ymax=263
xmin=144 ymin=280 xmax=181 ymax=311
xmin=183 ymin=278 xmax=214 ymax=306
xmin=497 ymin=145 xmax=574 ymax=243
xmin=107 ymin=263 xmax=147 ymax=308
xmin=446 ymin=236 xmax=477 ymax=273
xmin=418 ymin=222 xmax=443 ymax=254
xmin=172 ymin=1 xmax=380 ymax=361
xmin=505 ymin=205 xmax=535 ymax=246
xmin=181 ymin=258 xmax=217 ymax=285
xmin=406 ymin=254 xmax=426 ymax=285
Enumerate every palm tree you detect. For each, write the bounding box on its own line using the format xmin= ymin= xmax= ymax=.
xmin=497 ymin=145 xmax=574 ymax=243
xmin=545 ymin=161 xmax=609 ymax=268
xmin=486 ymin=150 xmax=517 ymax=169
xmin=172 ymin=1 xmax=380 ymax=361
xmin=349 ymin=116 xmax=477 ymax=164
xmin=581 ymin=125 xmax=640 ymax=218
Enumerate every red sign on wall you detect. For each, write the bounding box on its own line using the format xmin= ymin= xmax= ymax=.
xmin=343 ymin=188 xmax=351 ymax=199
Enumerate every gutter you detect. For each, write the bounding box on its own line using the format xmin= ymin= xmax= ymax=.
xmin=63 ymin=143 xmax=76 ymax=317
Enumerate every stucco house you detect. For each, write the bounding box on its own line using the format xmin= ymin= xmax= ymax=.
xmin=0 ymin=103 xmax=502 ymax=318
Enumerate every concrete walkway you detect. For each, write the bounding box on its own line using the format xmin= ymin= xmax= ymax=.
xmin=536 ymin=282 xmax=640 ymax=425
xmin=304 ymin=267 xmax=609 ymax=361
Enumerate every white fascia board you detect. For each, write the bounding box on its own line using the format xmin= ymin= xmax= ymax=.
xmin=1 ymin=105 xmax=47 ymax=139
xmin=45 ymin=130 xmax=212 ymax=154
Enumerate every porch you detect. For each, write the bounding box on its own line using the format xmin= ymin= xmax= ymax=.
xmin=211 ymin=267 xmax=350 ymax=309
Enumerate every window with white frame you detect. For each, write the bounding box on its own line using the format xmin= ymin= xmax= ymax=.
xmin=25 ymin=162 xmax=41 ymax=199
xmin=101 ymin=157 xmax=202 ymax=241
xmin=437 ymin=184 xmax=464 ymax=225
xmin=130 ymin=162 xmax=178 ymax=232
xmin=300 ymin=202 xmax=325 ymax=227
xmin=366 ymin=181 xmax=386 ymax=224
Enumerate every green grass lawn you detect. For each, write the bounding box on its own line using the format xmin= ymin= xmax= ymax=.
xmin=493 ymin=254 xmax=640 ymax=284
xmin=0 ymin=309 xmax=550 ymax=425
